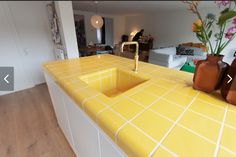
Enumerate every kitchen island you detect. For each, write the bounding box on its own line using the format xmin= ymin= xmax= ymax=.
xmin=43 ymin=54 xmax=236 ymax=157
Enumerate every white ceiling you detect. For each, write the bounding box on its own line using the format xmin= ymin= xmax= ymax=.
xmin=72 ymin=1 xmax=215 ymax=16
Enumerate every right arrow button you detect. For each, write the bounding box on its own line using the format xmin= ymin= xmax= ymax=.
xmin=227 ymin=74 xmax=232 ymax=84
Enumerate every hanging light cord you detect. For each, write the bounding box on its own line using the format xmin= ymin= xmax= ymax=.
xmin=94 ymin=1 xmax=98 ymax=15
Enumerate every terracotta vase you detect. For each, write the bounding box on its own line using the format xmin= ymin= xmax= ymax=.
xmin=193 ymin=55 xmax=228 ymax=93
xmin=221 ymin=58 xmax=236 ymax=105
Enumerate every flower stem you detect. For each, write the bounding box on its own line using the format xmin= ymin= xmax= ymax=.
xmin=196 ymin=11 xmax=214 ymax=54
xmin=216 ymin=22 xmax=226 ymax=55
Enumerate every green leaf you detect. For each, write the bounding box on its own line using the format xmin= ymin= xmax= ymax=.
xmin=218 ymin=11 xmax=236 ymax=26
xmin=220 ymin=8 xmax=229 ymax=14
xmin=208 ymin=30 xmax=213 ymax=39
xmin=196 ymin=33 xmax=204 ymax=42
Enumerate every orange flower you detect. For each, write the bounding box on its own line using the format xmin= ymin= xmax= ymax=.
xmin=192 ymin=19 xmax=202 ymax=32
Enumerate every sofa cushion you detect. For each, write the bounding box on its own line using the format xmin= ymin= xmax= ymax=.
xmin=149 ymin=47 xmax=178 ymax=63
xmin=149 ymin=55 xmax=187 ymax=68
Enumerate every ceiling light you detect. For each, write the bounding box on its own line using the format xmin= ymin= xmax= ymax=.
xmin=91 ymin=1 xmax=103 ymax=29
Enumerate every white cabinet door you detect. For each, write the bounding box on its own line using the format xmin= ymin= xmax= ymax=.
xmin=100 ymin=133 xmax=124 ymax=157
xmin=53 ymin=85 xmax=74 ymax=149
xmin=44 ymin=73 xmax=75 ymax=151
xmin=64 ymin=94 xmax=101 ymax=157
xmin=44 ymin=73 xmax=62 ymax=126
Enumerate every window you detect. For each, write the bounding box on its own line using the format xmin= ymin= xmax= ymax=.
xmin=96 ymin=28 xmax=102 ymax=44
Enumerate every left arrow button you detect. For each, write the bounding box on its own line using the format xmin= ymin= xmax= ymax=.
xmin=0 ymin=67 xmax=14 ymax=91
xmin=4 ymin=74 xmax=9 ymax=84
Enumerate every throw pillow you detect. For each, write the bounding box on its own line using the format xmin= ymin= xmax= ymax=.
xmin=176 ymin=45 xmax=204 ymax=56
xmin=176 ymin=45 xmax=194 ymax=55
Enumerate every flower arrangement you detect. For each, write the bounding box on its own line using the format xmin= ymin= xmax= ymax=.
xmin=183 ymin=0 xmax=236 ymax=55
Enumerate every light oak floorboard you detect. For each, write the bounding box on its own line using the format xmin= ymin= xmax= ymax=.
xmin=0 ymin=84 xmax=76 ymax=157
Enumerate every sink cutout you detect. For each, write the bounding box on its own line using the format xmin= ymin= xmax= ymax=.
xmin=80 ymin=68 xmax=148 ymax=97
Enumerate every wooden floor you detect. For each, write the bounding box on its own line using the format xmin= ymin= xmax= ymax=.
xmin=0 ymin=84 xmax=76 ymax=157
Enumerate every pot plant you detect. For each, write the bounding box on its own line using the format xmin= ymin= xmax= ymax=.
xmin=183 ymin=0 xmax=236 ymax=93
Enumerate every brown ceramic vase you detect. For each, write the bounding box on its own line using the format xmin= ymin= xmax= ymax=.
xmin=193 ymin=55 xmax=228 ymax=93
xmin=221 ymin=58 xmax=236 ymax=105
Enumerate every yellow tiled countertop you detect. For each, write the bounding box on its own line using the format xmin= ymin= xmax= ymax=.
xmin=44 ymin=54 xmax=236 ymax=157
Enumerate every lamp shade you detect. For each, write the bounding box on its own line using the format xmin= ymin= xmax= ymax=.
xmin=91 ymin=15 xmax=104 ymax=29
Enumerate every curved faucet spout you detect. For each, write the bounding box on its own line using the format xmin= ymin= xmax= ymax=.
xmin=120 ymin=41 xmax=139 ymax=72
xmin=121 ymin=41 xmax=139 ymax=56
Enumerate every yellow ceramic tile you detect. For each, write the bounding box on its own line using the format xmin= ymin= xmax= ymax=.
xmin=218 ymin=147 xmax=236 ymax=157
xmin=163 ymin=91 xmax=194 ymax=107
xmin=179 ymin=111 xmax=221 ymax=142
xmin=117 ymin=124 xmax=156 ymax=157
xmin=221 ymin=126 xmax=236 ymax=153
xmin=133 ymin=110 xmax=173 ymax=141
xmin=190 ymin=99 xmax=225 ymax=121
xmin=225 ymin=110 xmax=236 ymax=128
xmin=152 ymin=147 xmax=174 ymax=157
xmin=174 ymin=85 xmax=199 ymax=97
xmin=83 ymin=98 xmax=106 ymax=121
xmin=111 ymin=99 xmax=144 ymax=120
xmin=87 ymin=80 xmax=101 ymax=91
xmin=96 ymin=94 xmax=124 ymax=106
xmin=72 ymin=88 xmax=98 ymax=107
xmin=197 ymin=92 xmax=227 ymax=108
xmin=97 ymin=109 xmax=126 ymax=140
xmin=144 ymin=85 xmax=168 ymax=97
xmin=66 ymin=81 xmax=88 ymax=91
xmin=229 ymin=104 xmax=236 ymax=112
xmin=101 ymin=76 xmax=112 ymax=92
xmin=163 ymin=126 xmax=216 ymax=157
xmin=155 ymin=79 xmax=177 ymax=89
xmin=130 ymin=91 xmax=159 ymax=107
xmin=150 ymin=99 xmax=184 ymax=121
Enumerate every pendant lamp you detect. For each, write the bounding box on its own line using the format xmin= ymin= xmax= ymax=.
xmin=91 ymin=1 xmax=104 ymax=29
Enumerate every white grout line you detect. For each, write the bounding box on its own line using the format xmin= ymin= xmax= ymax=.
xmin=74 ymin=86 xmax=89 ymax=92
xmin=224 ymin=123 xmax=236 ymax=131
xmin=148 ymin=106 xmax=217 ymax=145
xmin=161 ymin=98 xmax=186 ymax=109
xmin=149 ymin=92 xmax=200 ymax=157
xmin=76 ymin=77 xmax=236 ymax=155
xmin=95 ymin=82 xmax=158 ymax=121
xmin=213 ymin=104 xmax=229 ymax=157
xmin=228 ymin=108 xmax=236 ymax=114
xmin=197 ymin=98 xmax=226 ymax=110
xmin=161 ymin=97 xmax=236 ymax=131
xmin=114 ymin=85 xmax=179 ymax=144
xmin=221 ymin=145 xmax=236 ymax=156
xmin=148 ymin=109 xmax=174 ymax=123
xmin=81 ymin=93 xmax=101 ymax=109
xmin=128 ymin=122 xmax=159 ymax=143
xmin=94 ymin=101 xmax=180 ymax=156
xmin=177 ymin=124 xmax=216 ymax=145
xmin=159 ymin=145 xmax=179 ymax=157
xmin=188 ymin=109 xmax=222 ymax=124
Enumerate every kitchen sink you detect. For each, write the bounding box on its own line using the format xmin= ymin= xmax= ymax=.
xmin=80 ymin=68 xmax=149 ymax=97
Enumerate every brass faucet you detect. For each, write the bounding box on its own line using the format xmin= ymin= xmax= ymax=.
xmin=121 ymin=41 xmax=139 ymax=72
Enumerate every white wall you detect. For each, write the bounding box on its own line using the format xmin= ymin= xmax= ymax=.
xmin=124 ymin=8 xmax=236 ymax=61
xmin=55 ymin=1 xmax=79 ymax=59
xmin=0 ymin=1 xmax=55 ymax=95
xmin=73 ymin=10 xmax=125 ymax=45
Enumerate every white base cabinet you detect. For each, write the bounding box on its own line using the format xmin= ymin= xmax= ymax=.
xmin=44 ymin=72 xmax=127 ymax=157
